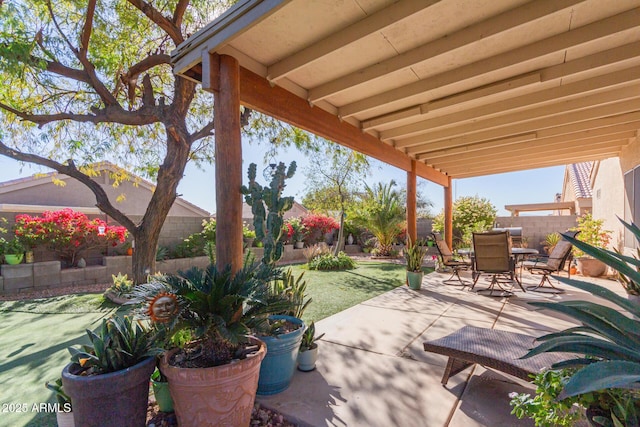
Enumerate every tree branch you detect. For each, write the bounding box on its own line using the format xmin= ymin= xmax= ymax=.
xmin=172 ymin=0 xmax=189 ymax=28
xmin=121 ymin=54 xmax=170 ymax=106
xmin=190 ymin=120 xmax=215 ymax=141
xmin=127 ymin=0 xmax=183 ymax=45
xmin=45 ymin=0 xmax=118 ymax=107
xmin=79 ymin=0 xmax=96 ymax=57
xmin=0 ymin=142 xmax=136 ymax=231
xmin=0 ymin=101 xmax=161 ymax=127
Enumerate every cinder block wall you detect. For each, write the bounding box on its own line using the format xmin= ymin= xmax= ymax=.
xmin=494 ymin=215 xmax=578 ymax=252
xmin=0 ymin=211 xmax=209 ymax=264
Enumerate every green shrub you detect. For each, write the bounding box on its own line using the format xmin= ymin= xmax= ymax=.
xmin=432 ymin=196 xmax=496 ymax=248
xmin=308 ymin=252 xmax=356 ymax=270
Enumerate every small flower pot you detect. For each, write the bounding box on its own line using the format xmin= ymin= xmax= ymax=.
xmin=151 ymin=378 xmax=174 ymax=413
xmin=576 ymin=257 xmax=606 ymax=277
xmin=297 ymin=346 xmax=318 ymax=372
xmin=4 ymin=253 xmax=24 ymax=265
xmin=406 ymin=271 xmax=424 ymax=290
xmin=295 ymin=241 xmax=304 ymax=249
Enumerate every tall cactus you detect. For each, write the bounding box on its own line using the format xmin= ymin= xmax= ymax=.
xmin=241 ymin=162 xmax=296 ymax=266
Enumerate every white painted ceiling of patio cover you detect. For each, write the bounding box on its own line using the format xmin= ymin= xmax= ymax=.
xmin=173 ymin=0 xmax=640 ymax=179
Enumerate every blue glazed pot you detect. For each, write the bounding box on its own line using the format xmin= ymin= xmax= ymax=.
xmin=257 ymin=315 xmax=305 ymax=395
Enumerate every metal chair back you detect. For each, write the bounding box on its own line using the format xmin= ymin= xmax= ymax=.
xmin=472 ymin=231 xmax=512 ymax=273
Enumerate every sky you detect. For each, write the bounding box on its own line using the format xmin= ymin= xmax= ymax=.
xmin=0 ymin=140 xmax=566 ymax=217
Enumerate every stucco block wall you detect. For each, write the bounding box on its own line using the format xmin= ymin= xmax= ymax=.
xmin=494 ymin=215 xmax=578 ymax=252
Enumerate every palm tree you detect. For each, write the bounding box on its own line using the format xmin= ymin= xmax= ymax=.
xmin=355 ymin=181 xmax=405 ymax=256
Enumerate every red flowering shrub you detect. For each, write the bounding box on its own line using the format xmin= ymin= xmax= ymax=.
xmin=14 ymin=209 xmax=128 ymax=266
xmin=301 ymin=214 xmax=339 ymax=244
xmin=281 ymin=222 xmax=294 ymax=243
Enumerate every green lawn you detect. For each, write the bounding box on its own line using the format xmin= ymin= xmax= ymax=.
xmin=0 ymin=261 xmax=424 ymax=426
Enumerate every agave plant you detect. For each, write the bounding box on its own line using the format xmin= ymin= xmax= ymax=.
xmin=524 ymin=217 xmax=640 ymax=399
xmin=68 ymin=315 xmax=162 ymax=375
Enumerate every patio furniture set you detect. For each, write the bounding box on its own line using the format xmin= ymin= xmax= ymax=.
xmin=432 ymin=230 xmax=576 ymax=297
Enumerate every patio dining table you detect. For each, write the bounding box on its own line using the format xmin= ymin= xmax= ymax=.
xmin=457 ymin=247 xmax=539 ymax=287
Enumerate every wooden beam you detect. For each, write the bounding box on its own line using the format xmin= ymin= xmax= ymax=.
xmin=394 ymin=85 xmax=640 ymax=146
xmin=398 ymin=100 xmax=640 ymax=150
xmin=214 ymin=54 xmax=243 ymax=273
xmin=417 ymin=121 xmax=640 ymax=160
xmin=446 ymin=150 xmax=621 ymax=178
xmin=267 ymin=0 xmax=439 ymax=83
xmin=238 ymin=66 xmax=449 ymax=186
xmin=338 ymin=7 xmax=640 ymax=118
xmin=435 ymin=142 xmax=624 ymax=172
xmin=308 ymin=0 xmax=586 ymax=103
xmin=384 ymin=66 xmax=640 ymax=141
xmin=407 ymin=160 xmax=417 ymax=243
xmin=505 ymin=202 xmax=576 ymax=215
xmin=444 ymin=176 xmax=453 ymax=250
xmin=361 ymin=73 xmax=542 ymax=132
xmin=428 ymin=132 xmax=634 ymax=167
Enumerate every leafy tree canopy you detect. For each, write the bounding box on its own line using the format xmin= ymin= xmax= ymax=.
xmin=432 ymin=195 xmax=497 ymax=248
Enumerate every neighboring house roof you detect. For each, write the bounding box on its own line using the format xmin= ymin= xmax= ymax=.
xmin=568 ymin=162 xmax=594 ymax=199
xmin=240 ymin=201 xmax=308 ymax=221
xmin=0 ymin=161 xmax=210 ymax=217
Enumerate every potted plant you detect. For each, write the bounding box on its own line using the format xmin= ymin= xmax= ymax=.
xmin=131 ymin=256 xmax=281 ymax=426
xmin=45 ymin=377 xmax=74 ymax=427
xmin=61 ymin=315 xmax=161 ymax=427
xmin=256 ymin=268 xmax=309 ymax=395
xmin=288 ymin=218 xmax=306 ymax=249
xmin=569 ymin=213 xmax=611 ymax=277
xmin=3 ymin=237 xmax=25 ymax=265
xmin=541 ymin=232 xmax=561 ymax=254
xmin=150 ymin=368 xmax=173 ymax=413
xmin=297 ymin=321 xmax=325 ymax=372
xmin=243 ymin=222 xmax=256 ymax=250
xmin=404 ymin=237 xmax=428 ymax=290
xmin=103 ymin=273 xmax=135 ymax=304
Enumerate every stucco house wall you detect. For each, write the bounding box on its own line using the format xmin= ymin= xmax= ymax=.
xmin=591 ymin=158 xmax=626 ymax=252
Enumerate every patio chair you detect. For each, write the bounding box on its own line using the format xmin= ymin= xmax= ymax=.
xmin=471 ymin=231 xmax=524 ymax=296
xmin=423 ymin=326 xmax=570 ymax=385
xmin=521 ymin=231 xmax=578 ymax=293
xmin=432 ymin=233 xmax=471 ymax=286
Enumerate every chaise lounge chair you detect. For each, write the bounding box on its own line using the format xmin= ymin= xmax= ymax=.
xmin=423 ymin=325 xmax=570 ymax=385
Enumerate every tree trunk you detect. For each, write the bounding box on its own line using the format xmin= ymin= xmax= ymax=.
xmin=131 ymin=226 xmax=160 ymax=285
xmin=334 ymin=211 xmax=345 ymax=256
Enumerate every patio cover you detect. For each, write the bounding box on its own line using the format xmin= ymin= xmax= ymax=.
xmin=170 ymin=0 xmax=640 ymax=268
xmin=172 ymin=0 xmax=640 ymax=180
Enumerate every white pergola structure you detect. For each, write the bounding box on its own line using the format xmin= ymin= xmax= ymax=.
xmin=171 ymin=0 xmax=640 ymax=271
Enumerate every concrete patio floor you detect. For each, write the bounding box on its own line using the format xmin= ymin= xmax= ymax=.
xmin=257 ymin=269 xmax=623 ymax=427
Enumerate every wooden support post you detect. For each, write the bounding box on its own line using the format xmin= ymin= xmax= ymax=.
xmin=407 ymin=160 xmax=417 ymax=243
xmin=444 ymin=176 xmax=453 ymax=250
xmin=213 ymin=54 xmax=243 ymax=273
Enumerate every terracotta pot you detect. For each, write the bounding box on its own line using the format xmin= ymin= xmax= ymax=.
xmin=577 ymin=257 xmax=607 ymax=277
xmin=160 ymin=337 xmax=266 ymax=427
xmin=62 ymin=356 xmax=156 ymax=427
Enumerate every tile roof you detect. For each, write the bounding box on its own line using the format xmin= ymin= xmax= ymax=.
xmin=568 ymin=162 xmax=593 ymax=199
